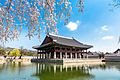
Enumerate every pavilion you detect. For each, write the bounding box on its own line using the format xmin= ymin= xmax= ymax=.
xmin=32 ymin=33 xmax=95 ymax=63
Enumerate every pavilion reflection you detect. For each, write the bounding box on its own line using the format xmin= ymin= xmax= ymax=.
xmin=33 ymin=63 xmax=105 ymax=80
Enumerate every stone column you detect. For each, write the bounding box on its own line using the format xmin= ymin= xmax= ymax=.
xmin=54 ymin=52 xmax=56 ymax=59
xmin=37 ymin=51 xmax=38 ymax=59
xmin=44 ymin=54 xmax=46 ymax=59
xmin=79 ymin=53 xmax=81 ymax=59
xmin=86 ymin=49 xmax=88 ymax=59
xmin=60 ymin=52 xmax=62 ymax=59
xmin=47 ymin=53 xmax=49 ymax=59
xmin=70 ymin=53 xmax=72 ymax=59
xmin=65 ymin=52 xmax=67 ymax=59
xmin=75 ymin=53 xmax=77 ymax=59
xmin=41 ymin=54 xmax=43 ymax=59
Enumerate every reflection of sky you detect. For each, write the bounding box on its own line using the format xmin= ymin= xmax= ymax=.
xmin=0 ymin=63 xmax=38 ymax=80
xmin=91 ymin=68 xmax=120 ymax=80
xmin=33 ymin=63 xmax=120 ymax=80
xmin=0 ymin=62 xmax=120 ymax=80
xmin=0 ymin=0 xmax=120 ymax=52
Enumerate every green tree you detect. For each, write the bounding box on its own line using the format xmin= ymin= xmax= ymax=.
xmin=9 ymin=48 xmax=21 ymax=59
xmin=0 ymin=48 xmax=6 ymax=56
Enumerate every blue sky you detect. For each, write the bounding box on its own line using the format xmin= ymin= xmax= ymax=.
xmin=1 ymin=0 xmax=120 ymax=52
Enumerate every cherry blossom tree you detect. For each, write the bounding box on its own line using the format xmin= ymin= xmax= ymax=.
xmin=112 ymin=0 xmax=120 ymax=8
xmin=0 ymin=0 xmax=84 ymax=42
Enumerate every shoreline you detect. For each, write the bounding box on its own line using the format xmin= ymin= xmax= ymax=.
xmin=0 ymin=56 xmax=33 ymax=64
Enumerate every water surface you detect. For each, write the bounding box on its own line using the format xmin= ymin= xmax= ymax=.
xmin=0 ymin=62 xmax=120 ymax=80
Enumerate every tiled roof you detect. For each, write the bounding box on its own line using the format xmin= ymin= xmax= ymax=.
xmin=49 ymin=34 xmax=93 ymax=49
xmin=33 ymin=33 xmax=93 ymax=49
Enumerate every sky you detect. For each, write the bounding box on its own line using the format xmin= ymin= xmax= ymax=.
xmin=1 ymin=0 xmax=120 ymax=52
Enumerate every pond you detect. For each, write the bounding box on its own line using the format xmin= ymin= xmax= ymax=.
xmin=0 ymin=62 xmax=120 ymax=80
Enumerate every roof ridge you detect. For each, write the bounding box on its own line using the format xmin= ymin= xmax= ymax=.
xmin=72 ymin=38 xmax=83 ymax=44
xmin=49 ymin=33 xmax=72 ymax=40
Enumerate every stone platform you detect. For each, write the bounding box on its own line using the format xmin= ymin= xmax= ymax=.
xmin=31 ymin=58 xmax=104 ymax=64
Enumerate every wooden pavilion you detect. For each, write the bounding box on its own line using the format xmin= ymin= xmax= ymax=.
xmin=32 ymin=33 xmax=93 ymax=61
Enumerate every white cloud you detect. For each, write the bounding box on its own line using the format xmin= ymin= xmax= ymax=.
xmin=101 ymin=25 xmax=109 ymax=31
xmin=66 ymin=20 xmax=80 ymax=31
xmin=102 ymin=36 xmax=114 ymax=40
xmin=76 ymin=20 xmax=80 ymax=24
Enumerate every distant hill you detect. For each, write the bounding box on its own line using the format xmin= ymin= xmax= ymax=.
xmin=0 ymin=46 xmax=37 ymax=56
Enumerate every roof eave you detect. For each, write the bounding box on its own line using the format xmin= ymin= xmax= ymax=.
xmin=54 ymin=42 xmax=93 ymax=49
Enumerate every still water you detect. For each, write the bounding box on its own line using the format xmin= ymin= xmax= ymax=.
xmin=0 ymin=62 xmax=120 ymax=80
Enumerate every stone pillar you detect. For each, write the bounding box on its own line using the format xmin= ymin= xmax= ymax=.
xmin=47 ymin=53 xmax=49 ymax=59
xmin=37 ymin=51 xmax=38 ymax=59
xmin=86 ymin=49 xmax=88 ymax=59
xmin=44 ymin=54 xmax=45 ymax=59
xmin=79 ymin=53 xmax=81 ymax=59
xmin=44 ymin=54 xmax=46 ymax=59
xmin=75 ymin=53 xmax=77 ymax=59
xmin=41 ymin=54 xmax=43 ymax=59
xmin=65 ymin=52 xmax=67 ymax=59
xmin=70 ymin=53 xmax=72 ymax=59
xmin=54 ymin=52 xmax=56 ymax=59
xmin=60 ymin=52 xmax=62 ymax=59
